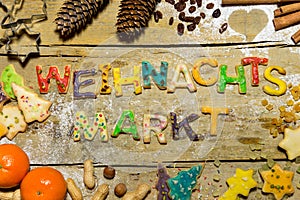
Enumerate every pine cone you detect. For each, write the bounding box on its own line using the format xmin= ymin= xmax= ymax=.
xmin=116 ymin=0 xmax=160 ymax=39
xmin=55 ymin=0 xmax=108 ymax=36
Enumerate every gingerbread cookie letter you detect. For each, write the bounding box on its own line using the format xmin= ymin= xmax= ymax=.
xmin=241 ymin=57 xmax=268 ymax=86
xmin=143 ymin=114 xmax=168 ymax=144
xmin=36 ymin=65 xmax=71 ymax=93
xmin=99 ymin=64 xmax=112 ymax=94
xmin=201 ymin=106 xmax=229 ymax=136
xmin=168 ymin=64 xmax=197 ymax=93
xmin=73 ymin=111 xmax=108 ymax=142
xmin=218 ymin=65 xmax=247 ymax=94
xmin=73 ymin=69 xmax=97 ymax=99
xmin=192 ymin=58 xmax=218 ymax=86
xmin=113 ymin=66 xmax=142 ymax=97
xmin=142 ymin=61 xmax=168 ymax=89
xmin=112 ymin=110 xmax=139 ymax=140
xmin=263 ymin=66 xmax=287 ymax=96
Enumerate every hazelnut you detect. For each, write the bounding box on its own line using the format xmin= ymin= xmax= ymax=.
xmin=114 ymin=183 xmax=127 ymax=197
xmin=103 ymin=166 xmax=115 ymax=179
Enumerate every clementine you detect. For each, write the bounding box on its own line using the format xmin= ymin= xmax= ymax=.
xmin=20 ymin=167 xmax=67 ymax=200
xmin=0 ymin=143 xmax=30 ymax=188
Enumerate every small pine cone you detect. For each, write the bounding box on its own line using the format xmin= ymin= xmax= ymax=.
xmin=116 ymin=0 xmax=160 ymax=38
xmin=55 ymin=0 xmax=108 ymax=36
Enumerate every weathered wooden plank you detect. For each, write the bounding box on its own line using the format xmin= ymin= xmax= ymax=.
xmin=1 ymin=1 xmax=300 ymax=200
xmin=1 ymin=46 xmax=299 ymax=165
xmin=23 ymin=161 xmax=300 ymax=199
xmin=0 ymin=0 xmax=298 ymax=46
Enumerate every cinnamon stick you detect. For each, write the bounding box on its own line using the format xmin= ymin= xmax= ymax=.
xmin=222 ymin=0 xmax=300 ymax=5
xmin=273 ymin=10 xmax=300 ymax=30
xmin=274 ymin=2 xmax=300 ymax=17
xmin=292 ymin=29 xmax=300 ymax=44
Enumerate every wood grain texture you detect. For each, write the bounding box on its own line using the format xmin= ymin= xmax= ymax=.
xmin=1 ymin=0 xmax=300 ymax=199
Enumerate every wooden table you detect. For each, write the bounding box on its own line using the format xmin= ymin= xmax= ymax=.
xmin=1 ymin=0 xmax=300 ymax=199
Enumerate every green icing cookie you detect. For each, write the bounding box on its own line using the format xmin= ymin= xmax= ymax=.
xmin=0 ymin=64 xmax=24 ymax=99
xmin=167 ymin=165 xmax=203 ymax=200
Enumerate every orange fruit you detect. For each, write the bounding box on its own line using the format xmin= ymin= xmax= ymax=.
xmin=20 ymin=167 xmax=67 ymax=200
xmin=0 ymin=144 xmax=30 ymax=188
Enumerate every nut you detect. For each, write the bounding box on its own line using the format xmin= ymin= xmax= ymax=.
xmin=84 ymin=159 xmax=95 ymax=189
xmin=103 ymin=166 xmax=115 ymax=179
xmin=114 ymin=183 xmax=127 ymax=197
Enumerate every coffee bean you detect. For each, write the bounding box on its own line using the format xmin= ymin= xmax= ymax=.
xmin=190 ymin=0 xmax=196 ymax=4
xmin=200 ymin=12 xmax=206 ymax=19
xmin=196 ymin=0 xmax=202 ymax=7
xmin=184 ymin=16 xmax=195 ymax=22
xmin=189 ymin=6 xmax=196 ymax=13
xmin=206 ymin=3 xmax=214 ymax=9
xmin=179 ymin=12 xmax=185 ymax=21
xmin=187 ymin=23 xmax=196 ymax=31
xmin=154 ymin=11 xmax=159 ymax=23
xmin=169 ymin=17 xmax=174 ymax=25
xmin=212 ymin=8 xmax=221 ymax=18
xmin=219 ymin=23 xmax=228 ymax=34
xmin=177 ymin=23 xmax=184 ymax=35
xmin=166 ymin=0 xmax=175 ymax=5
xmin=174 ymin=2 xmax=186 ymax=12
xmin=157 ymin=10 xmax=163 ymax=19
xmin=193 ymin=16 xmax=201 ymax=25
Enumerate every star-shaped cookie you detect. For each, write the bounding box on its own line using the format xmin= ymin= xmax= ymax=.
xmin=260 ymin=164 xmax=294 ymax=200
xmin=227 ymin=168 xmax=257 ymax=197
xmin=278 ymin=126 xmax=300 ymax=160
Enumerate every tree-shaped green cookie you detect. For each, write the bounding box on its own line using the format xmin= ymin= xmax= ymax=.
xmin=167 ymin=165 xmax=203 ymax=200
xmin=0 ymin=64 xmax=24 ymax=99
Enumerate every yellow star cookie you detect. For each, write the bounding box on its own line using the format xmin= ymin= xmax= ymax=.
xmin=220 ymin=168 xmax=257 ymax=200
xmin=278 ymin=126 xmax=300 ymax=160
xmin=260 ymin=164 xmax=294 ymax=200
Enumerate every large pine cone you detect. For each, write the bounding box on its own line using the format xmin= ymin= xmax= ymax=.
xmin=55 ymin=0 xmax=108 ymax=36
xmin=116 ymin=0 xmax=160 ymax=39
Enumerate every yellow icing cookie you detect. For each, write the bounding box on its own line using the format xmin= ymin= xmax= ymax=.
xmin=220 ymin=168 xmax=257 ymax=200
xmin=260 ymin=164 xmax=294 ymax=200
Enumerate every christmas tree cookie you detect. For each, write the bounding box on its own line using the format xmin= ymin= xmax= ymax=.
xmin=12 ymin=83 xmax=52 ymax=123
xmin=167 ymin=165 xmax=203 ymax=200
